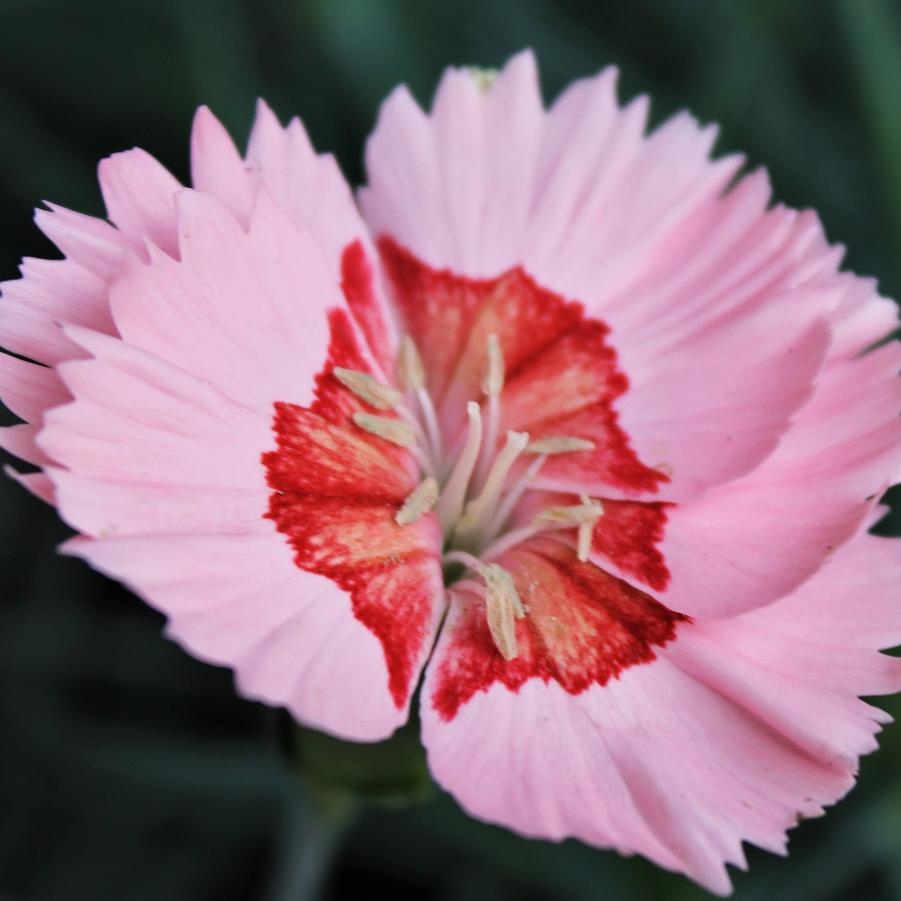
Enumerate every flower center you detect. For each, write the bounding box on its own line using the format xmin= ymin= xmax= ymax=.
xmin=344 ymin=333 xmax=602 ymax=658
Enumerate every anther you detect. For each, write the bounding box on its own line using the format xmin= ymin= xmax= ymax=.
xmin=526 ymin=436 xmax=595 ymax=455
xmin=396 ymin=477 xmax=440 ymax=525
xmin=483 ymin=564 xmax=526 ymax=661
xmin=333 ymin=367 xmax=402 ymax=410
xmin=352 ymin=412 xmax=416 ymax=447
xmin=444 ymin=551 xmax=525 ymax=660
xmin=396 ymin=335 xmax=426 ymax=392
xmin=578 ymin=495 xmax=604 ymax=562
xmin=532 ymin=495 xmax=604 ymax=562
xmin=533 ymin=502 xmax=605 ymax=528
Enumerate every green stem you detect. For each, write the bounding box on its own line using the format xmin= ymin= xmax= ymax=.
xmin=266 ymin=793 xmax=355 ymax=901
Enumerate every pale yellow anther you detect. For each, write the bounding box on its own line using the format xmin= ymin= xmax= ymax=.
xmin=469 ymin=67 xmax=498 ymax=93
xmin=352 ymin=412 xmax=416 ymax=447
xmin=482 ymin=333 xmax=505 ymax=397
xmin=533 ymin=503 xmax=605 ymax=528
xmin=526 ymin=436 xmax=595 ymax=455
xmin=396 ymin=477 xmax=440 ymax=526
xmin=531 ymin=495 xmax=604 ymax=562
xmin=334 ymin=367 xmax=402 ymax=411
xmin=577 ymin=495 xmax=604 ymax=562
xmin=396 ymin=335 xmax=426 ymax=392
xmin=483 ymin=564 xmax=526 ymax=661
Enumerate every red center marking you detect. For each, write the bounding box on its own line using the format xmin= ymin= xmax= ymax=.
xmin=263 ymin=239 xmax=683 ymax=719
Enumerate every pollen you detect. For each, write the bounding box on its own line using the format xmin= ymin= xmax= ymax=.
xmin=531 ymin=496 xmax=604 ymax=562
xmin=396 ymin=477 xmax=440 ymax=525
xmin=482 ymin=564 xmax=526 ymax=661
xmin=533 ymin=501 xmax=605 ymax=528
xmin=526 ymin=436 xmax=595 ymax=455
xmin=352 ymin=412 xmax=416 ymax=446
xmin=334 ymin=367 xmax=403 ymax=410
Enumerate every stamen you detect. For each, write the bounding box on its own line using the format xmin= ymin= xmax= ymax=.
xmin=352 ymin=412 xmax=416 ymax=447
xmin=396 ymin=477 xmax=440 ymax=525
xmin=443 ymin=551 xmax=525 ymax=660
xmin=396 ymin=335 xmax=426 ymax=392
xmin=483 ymin=496 xmax=605 ymax=563
xmin=485 ymin=453 xmax=547 ymax=540
xmin=532 ymin=495 xmax=604 ymax=561
xmin=483 ymin=564 xmax=526 ymax=661
xmin=526 ymin=436 xmax=595 ymax=455
xmin=481 ymin=525 xmax=541 ymax=562
xmin=333 ymin=367 xmax=402 ymax=410
xmin=436 ymin=402 xmax=482 ymax=532
xmin=454 ymin=430 xmax=529 ymax=549
xmin=532 ymin=500 xmax=605 ymax=528
xmin=485 ymin=438 xmax=594 ymax=539
xmin=578 ymin=495 xmax=604 ymax=562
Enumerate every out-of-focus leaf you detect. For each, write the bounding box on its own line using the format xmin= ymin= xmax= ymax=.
xmin=838 ymin=0 xmax=901 ymax=289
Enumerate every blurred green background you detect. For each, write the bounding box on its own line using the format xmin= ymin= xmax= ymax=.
xmin=2 ymin=0 xmax=901 ymax=899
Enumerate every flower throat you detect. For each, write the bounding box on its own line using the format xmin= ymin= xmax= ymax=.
xmin=343 ymin=332 xmax=604 ymax=660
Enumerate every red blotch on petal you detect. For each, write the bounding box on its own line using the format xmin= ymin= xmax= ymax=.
xmin=519 ymin=491 xmax=672 ymax=591
xmin=267 ymin=492 xmax=440 ymax=707
xmin=432 ymin=537 xmax=686 ymax=721
xmin=378 ymin=235 xmax=666 ymax=494
xmin=263 ymin=305 xmax=440 ymax=710
xmin=591 ymin=499 xmax=671 ymax=592
xmin=340 ymin=240 xmax=393 ymax=373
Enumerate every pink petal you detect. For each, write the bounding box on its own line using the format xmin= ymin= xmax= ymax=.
xmin=48 ymin=467 xmax=269 ymax=537
xmin=659 ymin=337 xmax=901 ymax=618
xmin=68 ymin=529 xmax=440 ymax=741
xmin=0 ymin=423 xmax=53 ymax=466
xmin=246 ymin=101 xmax=370 ymax=276
xmin=44 ymin=324 xmax=443 ymax=739
xmin=0 ymin=353 xmax=69 ymax=423
xmin=422 ymin=512 xmax=898 ymax=892
xmin=40 ymin=325 xmax=273 ymax=488
xmin=244 ymin=101 xmax=398 ymax=365
xmin=34 ymin=204 xmax=129 ymax=280
xmin=190 ymin=105 xmax=256 ymax=219
xmin=98 ymin=148 xmax=182 ymax=257
xmin=0 ymin=300 xmax=81 ymax=367
xmin=361 ymin=57 xmax=859 ymax=501
xmin=4 ymin=465 xmax=55 ymax=504
xmin=108 ymin=188 xmax=339 ymax=411
xmin=1 ymin=256 xmax=115 ymax=351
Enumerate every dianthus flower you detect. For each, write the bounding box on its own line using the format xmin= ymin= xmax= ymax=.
xmin=2 ymin=52 xmax=900 ymax=893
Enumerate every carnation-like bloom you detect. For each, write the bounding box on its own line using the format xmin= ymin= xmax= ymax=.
xmin=2 ymin=51 xmax=900 ymax=893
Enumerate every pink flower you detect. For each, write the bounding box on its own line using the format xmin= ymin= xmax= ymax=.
xmin=2 ymin=51 xmax=901 ymax=893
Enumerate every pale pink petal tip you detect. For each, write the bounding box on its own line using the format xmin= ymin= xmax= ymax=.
xmin=4 ymin=465 xmax=55 ymax=504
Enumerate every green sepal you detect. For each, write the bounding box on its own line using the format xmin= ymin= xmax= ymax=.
xmin=282 ymin=712 xmax=435 ymax=809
